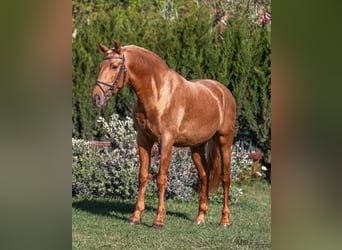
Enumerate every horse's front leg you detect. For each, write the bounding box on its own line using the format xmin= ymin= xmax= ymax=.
xmin=152 ymin=135 xmax=173 ymax=229
xmin=128 ymin=134 xmax=153 ymax=225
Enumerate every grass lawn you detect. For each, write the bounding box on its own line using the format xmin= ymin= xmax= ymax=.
xmin=72 ymin=181 xmax=271 ymax=249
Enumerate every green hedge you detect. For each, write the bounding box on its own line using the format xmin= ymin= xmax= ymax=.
xmin=72 ymin=0 xmax=271 ymax=157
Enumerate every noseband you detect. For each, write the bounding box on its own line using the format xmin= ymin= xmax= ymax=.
xmin=95 ymin=54 xmax=127 ymax=97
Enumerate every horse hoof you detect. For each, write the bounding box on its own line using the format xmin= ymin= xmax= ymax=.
xmin=196 ymin=220 xmax=204 ymax=225
xmin=128 ymin=218 xmax=140 ymax=225
xmin=152 ymin=222 xmax=164 ymax=229
xmin=220 ymin=223 xmax=231 ymax=228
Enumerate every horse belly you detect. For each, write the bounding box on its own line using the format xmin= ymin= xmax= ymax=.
xmin=174 ymin=135 xmax=213 ymax=147
xmin=174 ymin=119 xmax=219 ymax=146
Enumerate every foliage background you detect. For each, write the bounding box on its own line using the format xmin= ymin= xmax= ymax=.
xmin=72 ymin=0 xmax=271 ymax=158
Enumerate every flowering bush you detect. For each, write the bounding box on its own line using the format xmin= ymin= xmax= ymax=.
xmin=72 ymin=114 xmax=139 ymax=199
xmin=231 ymin=143 xmax=254 ymax=182
xmin=72 ymin=136 xmax=140 ymax=199
xmin=72 ymin=114 xmax=257 ymax=201
xmin=233 ymin=144 xmax=269 ymax=182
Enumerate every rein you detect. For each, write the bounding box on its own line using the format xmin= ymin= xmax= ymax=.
xmin=95 ymin=54 xmax=127 ymax=97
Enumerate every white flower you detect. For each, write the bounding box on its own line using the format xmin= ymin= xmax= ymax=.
xmin=261 ymin=166 xmax=267 ymax=171
xmin=256 ymin=171 xmax=262 ymax=176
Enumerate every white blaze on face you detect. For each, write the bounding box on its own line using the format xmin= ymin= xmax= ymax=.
xmin=105 ymin=49 xmax=113 ymax=55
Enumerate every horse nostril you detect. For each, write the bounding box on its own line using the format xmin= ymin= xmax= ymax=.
xmin=93 ymin=94 xmax=101 ymax=105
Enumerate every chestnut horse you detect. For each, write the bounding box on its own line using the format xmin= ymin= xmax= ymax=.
xmin=92 ymin=40 xmax=236 ymax=228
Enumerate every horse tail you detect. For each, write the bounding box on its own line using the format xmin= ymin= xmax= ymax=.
xmin=206 ymin=137 xmax=222 ymax=193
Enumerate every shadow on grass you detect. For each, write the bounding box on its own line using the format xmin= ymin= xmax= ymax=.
xmin=72 ymin=199 xmax=193 ymax=227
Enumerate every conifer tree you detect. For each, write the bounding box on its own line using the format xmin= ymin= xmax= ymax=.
xmin=248 ymin=25 xmax=271 ymax=157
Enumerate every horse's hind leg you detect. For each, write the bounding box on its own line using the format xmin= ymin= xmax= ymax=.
xmin=191 ymin=145 xmax=209 ymax=224
xmin=219 ymin=134 xmax=234 ymax=227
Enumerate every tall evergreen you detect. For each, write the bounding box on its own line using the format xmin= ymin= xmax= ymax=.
xmin=248 ymin=25 xmax=271 ymax=157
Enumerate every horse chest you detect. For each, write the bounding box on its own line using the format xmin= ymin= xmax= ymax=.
xmin=133 ymin=109 xmax=161 ymax=140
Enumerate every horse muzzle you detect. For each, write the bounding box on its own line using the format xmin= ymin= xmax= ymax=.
xmin=92 ymin=93 xmax=106 ymax=107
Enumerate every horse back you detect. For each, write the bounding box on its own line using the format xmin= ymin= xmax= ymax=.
xmin=188 ymin=79 xmax=236 ymax=133
xmin=188 ymin=79 xmax=235 ymax=113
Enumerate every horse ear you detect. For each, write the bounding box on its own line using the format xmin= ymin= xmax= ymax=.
xmin=113 ymin=40 xmax=121 ymax=53
xmin=98 ymin=42 xmax=109 ymax=54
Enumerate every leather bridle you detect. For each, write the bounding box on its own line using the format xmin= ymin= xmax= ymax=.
xmin=95 ymin=54 xmax=127 ymax=97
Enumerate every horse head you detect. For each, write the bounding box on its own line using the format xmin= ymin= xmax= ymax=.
xmin=92 ymin=40 xmax=128 ymax=107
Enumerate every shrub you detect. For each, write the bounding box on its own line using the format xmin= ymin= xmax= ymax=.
xmin=72 ymin=114 xmax=139 ymax=199
xmin=72 ymin=137 xmax=140 ymax=199
xmin=231 ymin=142 xmax=255 ymax=182
xmin=72 ymin=138 xmax=108 ymax=198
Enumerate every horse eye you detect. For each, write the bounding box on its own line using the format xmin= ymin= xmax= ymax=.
xmin=111 ymin=64 xmax=118 ymax=70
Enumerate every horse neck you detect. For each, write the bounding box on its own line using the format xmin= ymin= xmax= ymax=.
xmin=129 ymin=72 xmax=165 ymax=107
xmin=124 ymin=49 xmax=170 ymax=104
